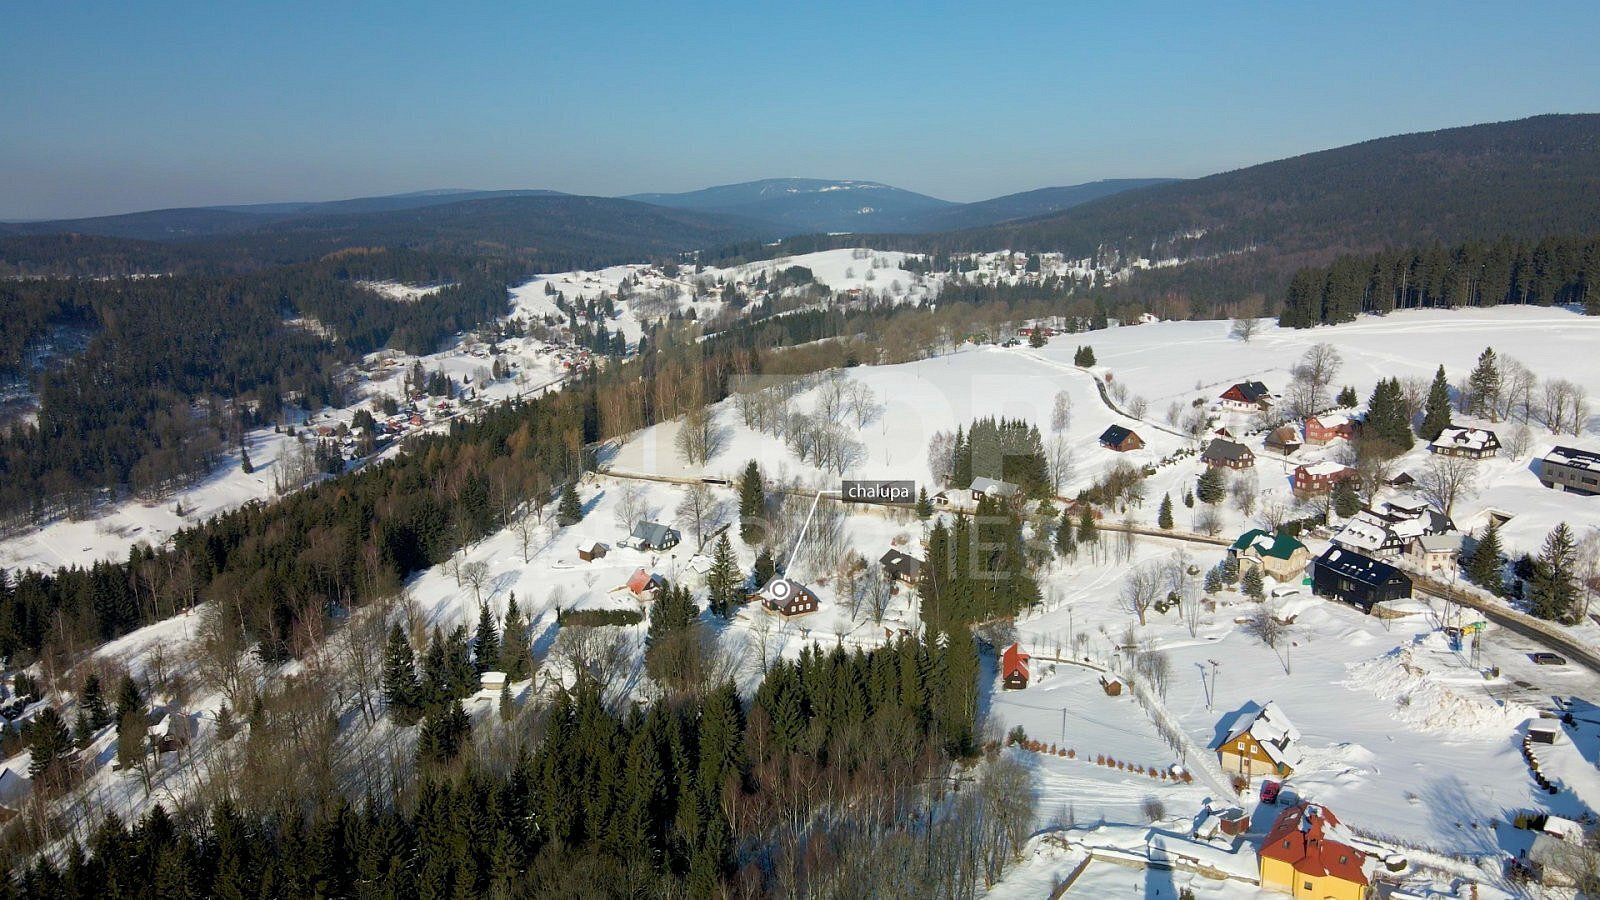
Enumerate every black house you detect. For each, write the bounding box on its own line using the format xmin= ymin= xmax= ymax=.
xmin=1312 ymin=547 xmax=1412 ymax=612
xmin=879 ymin=549 xmax=923 ymax=585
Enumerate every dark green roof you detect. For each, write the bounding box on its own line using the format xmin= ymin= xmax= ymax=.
xmin=1230 ymin=529 xmax=1307 ymax=560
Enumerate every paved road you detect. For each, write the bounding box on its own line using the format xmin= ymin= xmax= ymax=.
xmin=1410 ymin=576 xmax=1600 ymax=676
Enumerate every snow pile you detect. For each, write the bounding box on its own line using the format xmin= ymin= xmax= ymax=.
xmin=1342 ymin=640 xmax=1534 ymax=735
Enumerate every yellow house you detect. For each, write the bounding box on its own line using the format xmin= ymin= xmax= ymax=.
xmin=1215 ymin=701 xmax=1301 ymax=782
xmin=1230 ymin=529 xmax=1312 ymax=584
xmin=1259 ymin=803 xmax=1369 ymax=900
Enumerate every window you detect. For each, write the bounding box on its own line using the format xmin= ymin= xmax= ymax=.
xmin=1303 ymin=881 xmax=1313 ymax=891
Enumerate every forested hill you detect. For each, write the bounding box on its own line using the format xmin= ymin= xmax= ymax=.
xmin=1 ymin=195 xmax=778 ymax=275
xmin=0 ymin=189 xmax=570 ymax=242
xmin=697 ymin=115 xmax=1600 ymax=311
xmin=907 ymin=178 xmax=1177 ymax=233
xmin=953 ymin=114 xmax=1600 ymax=263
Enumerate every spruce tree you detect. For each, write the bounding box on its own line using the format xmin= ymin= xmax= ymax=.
xmin=1419 ymin=364 xmax=1453 ymax=440
xmin=556 ymin=482 xmax=584 ymax=526
xmin=1529 ymin=523 xmax=1579 ymax=623
xmin=215 ymin=703 xmax=239 ymax=740
xmin=498 ymin=683 xmax=515 ymax=722
xmin=752 ymin=547 xmax=775 ymax=587
xmin=28 ymin=707 xmax=73 ymax=785
xmin=474 ymin=604 xmax=500 ymax=675
xmin=1157 ymin=494 xmax=1174 ymax=530
xmin=1333 ymin=478 xmax=1362 ymax=518
xmin=737 ymin=461 xmax=766 ymax=543
xmin=1364 ymin=378 xmax=1413 ymax=454
xmin=381 ymin=624 xmax=422 ymax=725
xmin=1337 ymin=385 xmax=1359 ymax=407
xmin=113 ymin=675 xmax=143 ymax=735
xmin=1467 ymin=347 xmax=1501 ymax=419
xmin=82 ymin=673 xmax=110 ymax=730
xmin=1076 ymin=507 xmax=1098 ymax=554
xmin=72 ymin=710 xmax=93 ymax=749
xmin=1241 ymin=566 xmax=1265 ymax=600
xmin=1196 ymin=467 xmax=1226 ymax=505
xmin=1028 ymin=329 xmax=1046 ymax=348
xmin=1204 ymin=566 xmax=1224 ymax=595
xmin=1465 ymin=521 xmax=1504 ymax=595
xmin=499 ymin=594 xmax=528 ymax=680
xmin=914 ymin=486 xmax=932 ymax=520
xmin=1054 ymin=506 xmax=1077 ymax=558
xmin=706 ymin=533 xmax=741 ymax=618
xmin=240 ymin=447 xmax=254 ymax=474
xmin=952 ymin=426 xmax=972 ymax=488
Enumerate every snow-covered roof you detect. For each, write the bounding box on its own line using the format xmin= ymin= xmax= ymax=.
xmin=1308 ymin=414 xmax=1351 ymax=429
xmin=1414 ymin=533 xmax=1463 ymax=554
xmin=1223 ymin=701 xmax=1304 ymax=769
xmin=1332 ymin=517 xmax=1390 ymax=552
xmin=969 ymin=476 xmax=1019 ymax=496
xmin=1545 ymin=445 xmax=1600 ymax=472
xmin=1431 ymin=426 xmax=1499 ymax=452
xmin=1317 ymin=547 xmax=1408 ymax=587
xmin=1299 ymin=461 xmax=1351 ymax=478
xmin=1231 ymin=529 xmax=1306 ymax=561
xmin=1542 ymin=815 xmax=1584 ymax=842
xmin=1203 ymin=438 xmax=1253 ymax=462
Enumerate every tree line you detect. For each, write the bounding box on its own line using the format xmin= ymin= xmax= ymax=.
xmin=9 ymin=635 xmax=983 ymax=898
xmin=1279 ymin=234 xmax=1600 ymax=327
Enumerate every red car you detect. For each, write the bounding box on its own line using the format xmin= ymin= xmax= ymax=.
xmin=1259 ymin=779 xmax=1282 ymax=804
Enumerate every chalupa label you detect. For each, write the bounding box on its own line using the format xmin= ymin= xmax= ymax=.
xmin=841 ymin=480 xmax=914 ymax=504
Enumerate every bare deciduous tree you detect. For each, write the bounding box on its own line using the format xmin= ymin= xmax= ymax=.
xmin=675 ymin=406 xmax=721 ymax=465
xmin=927 ymin=430 xmax=956 ymax=488
xmin=1051 ymin=391 xmax=1073 ymax=434
xmin=1120 ymin=563 xmax=1162 ymax=626
xmin=1245 ymin=607 xmax=1283 ymax=649
xmin=676 ymin=483 xmax=728 ymax=548
xmin=1502 ymin=423 xmax=1533 ymax=460
xmin=1229 ymin=473 xmax=1258 ymax=517
xmin=846 ymin=382 xmax=881 ymax=429
xmin=1128 ymin=395 xmax=1150 ymax=420
xmin=1286 ymin=344 xmax=1343 ymax=421
xmin=1416 ymin=453 xmax=1478 ymax=518
xmin=1047 ymin=437 xmax=1074 ymax=495
xmin=462 ymin=560 xmax=490 ymax=604
xmin=1230 ymin=316 xmax=1260 ymax=343
xmin=614 ymin=481 xmax=648 ymax=533
xmin=1501 ymin=357 xmax=1538 ymax=424
xmin=513 ymin=513 xmax=539 ymax=564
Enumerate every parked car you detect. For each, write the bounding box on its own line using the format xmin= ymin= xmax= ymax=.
xmin=1259 ymin=779 xmax=1282 ymax=804
xmin=1269 ymin=585 xmax=1305 ymax=599
xmin=1531 ymin=652 xmax=1568 ymax=666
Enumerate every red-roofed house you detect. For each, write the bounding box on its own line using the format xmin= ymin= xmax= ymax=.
xmin=1001 ymin=643 xmax=1030 ymax=690
xmin=1304 ymin=415 xmax=1359 ymax=446
xmin=1292 ymin=462 xmax=1357 ymax=497
xmin=626 ymin=568 xmax=666 ymax=601
xmin=1257 ymin=803 xmax=1369 ymax=900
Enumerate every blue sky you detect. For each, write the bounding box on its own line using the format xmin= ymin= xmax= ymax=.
xmin=3 ymin=1 xmax=1598 ymax=218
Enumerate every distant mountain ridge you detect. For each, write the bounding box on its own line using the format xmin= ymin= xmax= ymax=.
xmin=2 ymin=177 xmax=1175 ymax=247
xmin=626 ymin=178 xmax=957 ymax=234
xmin=0 ymin=189 xmax=572 ymax=241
